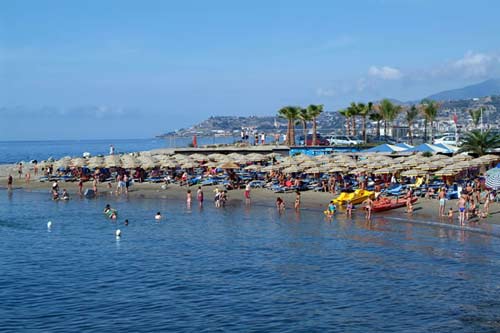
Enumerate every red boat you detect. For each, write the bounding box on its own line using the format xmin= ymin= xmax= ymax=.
xmin=372 ymin=197 xmax=418 ymax=213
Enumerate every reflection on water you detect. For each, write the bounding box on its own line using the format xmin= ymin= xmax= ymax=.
xmin=0 ymin=190 xmax=499 ymax=332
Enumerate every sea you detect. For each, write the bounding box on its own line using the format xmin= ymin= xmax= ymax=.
xmin=1 ymin=140 xmax=500 ymax=331
xmin=0 ymin=137 xmax=236 ymax=165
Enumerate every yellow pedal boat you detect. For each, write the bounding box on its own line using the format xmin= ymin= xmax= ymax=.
xmin=332 ymin=189 xmax=374 ymax=206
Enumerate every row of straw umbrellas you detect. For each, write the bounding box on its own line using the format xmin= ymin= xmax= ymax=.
xmin=42 ymin=152 xmax=499 ymax=178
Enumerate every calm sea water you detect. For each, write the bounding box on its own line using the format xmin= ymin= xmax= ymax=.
xmin=1 ymin=189 xmax=499 ymax=332
xmin=0 ymin=137 xmax=236 ymax=164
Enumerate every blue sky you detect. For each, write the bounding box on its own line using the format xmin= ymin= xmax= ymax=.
xmin=1 ymin=0 xmax=500 ymax=140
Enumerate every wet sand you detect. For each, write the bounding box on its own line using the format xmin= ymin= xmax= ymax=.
xmin=1 ymin=172 xmax=499 ymax=227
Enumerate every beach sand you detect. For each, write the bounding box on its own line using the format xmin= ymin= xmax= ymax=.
xmin=1 ymin=172 xmax=499 ymax=227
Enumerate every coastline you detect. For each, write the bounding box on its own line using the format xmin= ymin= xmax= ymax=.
xmin=2 ymin=175 xmax=499 ymax=230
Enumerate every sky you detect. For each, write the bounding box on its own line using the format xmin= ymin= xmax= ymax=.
xmin=1 ymin=0 xmax=500 ymax=140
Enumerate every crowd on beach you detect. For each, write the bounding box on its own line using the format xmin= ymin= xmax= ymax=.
xmin=3 ymin=149 xmax=499 ymax=227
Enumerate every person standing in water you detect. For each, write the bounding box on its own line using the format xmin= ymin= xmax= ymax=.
xmin=186 ymin=189 xmax=192 ymax=207
xmin=244 ymin=183 xmax=251 ymax=204
xmin=294 ymin=190 xmax=301 ymax=211
xmin=197 ymin=186 xmax=204 ymax=207
xmin=7 ymin=174 xmax=13 ymax=190
xmin=363 ymin=197 xmax=374 ymax=220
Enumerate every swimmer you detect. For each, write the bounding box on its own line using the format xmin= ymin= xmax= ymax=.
xmin=187 ymin=189 xmax=192 ymax=206
xmin=124 ymin=219 xmax=129 ymax=226
xmin=61 ymin=189 xmax=69 ymax=200
xmin=155 ymin=212 xmax=162 ymax=220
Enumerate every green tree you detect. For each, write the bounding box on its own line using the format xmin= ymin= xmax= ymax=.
xmin=278 ymin=106 xmax=300 ymax=146
xmin=357 ymin=102 xmax=372 ymax=143
xmin=307 ymin=104 xmax=324 ymax=145
xmin=468 ymin=108 xmax=482 ymax=128
xmin=369 ymin=111 xmax=383 ymax=140
xmin=297 ymin=107 xmax=311 ymax=146
xmin=458 ymin=129 xmax=500 ymax=156
xmin=420 ymin=99 xmax=440 ymax=143
xmin=406 ymin=105 xmax=420 ymax=145
xmin=347 ymin=102 xmax=361 ymax=137
xmin=338 ymin=108 xmax=351 ymax=136
xmin=378 ymin=99 xmax=401 ymax=139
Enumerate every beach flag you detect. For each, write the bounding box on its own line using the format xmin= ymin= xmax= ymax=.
xmin=453 ymin=113 xmax=458 ymax=125
xmin=192 ymin=135 xmax=198 ymax=148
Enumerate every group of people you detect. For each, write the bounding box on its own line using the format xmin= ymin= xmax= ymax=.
xmin=51 ymin=180 xmax=69 ymax=201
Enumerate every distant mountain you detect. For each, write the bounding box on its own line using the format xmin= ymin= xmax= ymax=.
xmin=426 ymin=79 xmax=500 ymax=101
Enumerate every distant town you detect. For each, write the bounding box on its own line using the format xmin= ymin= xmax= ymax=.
xmin=158 ymin=94 xmax=500 ymax=143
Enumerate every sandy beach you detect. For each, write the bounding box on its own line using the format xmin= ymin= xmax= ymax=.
xmin=2 ymin=167 xmax=499 ymax=227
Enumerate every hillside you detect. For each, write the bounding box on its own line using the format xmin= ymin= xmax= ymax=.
xmin=426 ymin=79 xmax=500 ymax=101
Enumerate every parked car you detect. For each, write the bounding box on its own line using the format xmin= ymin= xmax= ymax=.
xmin=433 ymin=135 xmax=460 ymax=146
xmin=327 ymin=135 xmax=362 ymax=145
xmin=297 ymin=134 xmax=330 ymax=146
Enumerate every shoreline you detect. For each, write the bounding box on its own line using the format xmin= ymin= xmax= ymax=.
xmin=2 ymin=177 xmax=499 ymax=230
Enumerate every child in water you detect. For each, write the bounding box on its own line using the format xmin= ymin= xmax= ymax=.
xmin=155 ymin=212 xmax=162 ymax=220
xmin=327 ymin=201 xmax=336 ymax=215
xmin=447 ymin=208 xmax=454 ymax=221
xmin=346 ymin=201 xmax=353 ymax=218
xmin=186 ymin=189 xmax=192 ymax=206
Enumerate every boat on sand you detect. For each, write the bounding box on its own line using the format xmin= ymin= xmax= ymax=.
xmin=372 ymin=197 xmax=418 ymax=213
xmin=332 ymin=189 xmax=374 ymax=206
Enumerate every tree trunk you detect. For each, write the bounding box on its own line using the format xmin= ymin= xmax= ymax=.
xmin=423 ymin=120 xmax=428 ymax=143
xmin=351 ymin=117 xmax=355 ymax=136
xmin=377 ymin=121 xmax=381 ymax=139
xmin=312 ymin=118 xmax=317 ymax=146
xmin=430 ymin=120 xmax=434 ymax=143
xmin=303 ymin=122 xmax=307 ymax=146
xmin=384 ymin=120 xmax=387 ymax=138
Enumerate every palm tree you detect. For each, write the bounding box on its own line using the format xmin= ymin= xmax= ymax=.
xmin=297 ymin=108 xmax=311 ymax=146
xmin=358 ymin=102 xmax=372 ymax=143
xmin=406 ymin=105 xmax=420 ymax=145
xmin=458 ymin=129 xmax=500 ymax=156
xmin=369 ymin=111 xmax=383 ymax=140
xmin=420 ymin=99 xmax=440 ymax=143
xmin=347 ymin=102 xmax=360 ymax=137
xmin=307 ymin=104 xmax=323 ymax=145
xmin=338 ymin=109 xmax=351 ymax=136
xmin=468 ymin=108 xmax=482 ymax=128
xmin=278 ymin=106 xmax=299 ymax=145
xmin=378 ymin=99 xmax=401 ymax=139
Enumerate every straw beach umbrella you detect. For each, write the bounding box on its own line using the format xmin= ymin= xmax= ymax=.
xmin=219 ymin=161 xmax=240 ymax=169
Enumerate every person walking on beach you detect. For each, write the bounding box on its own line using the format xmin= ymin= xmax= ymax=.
xmin=25 ymin=172 xmax=30 ymax=184
xmin=197 ymin=186 xmax=204 ymax=207
xmin=17 ymin=163 xmax=23 ymax=179
xmin=124 ymin=174 xmax=130 ymax=194
xmin=93 ymin=178 xmax=98 ymax=194
xmin=244 ymin=183 xmax=251 ymax=204
xmin=33 ymin=162 xmax=38 ymax=176
xmin=438 ymin=187 xmax=446 ymax=217
xmin=109 ymin=145 xmax=115 ymax=155
xmin=7 ymin=174 xmax=13 ymax=190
